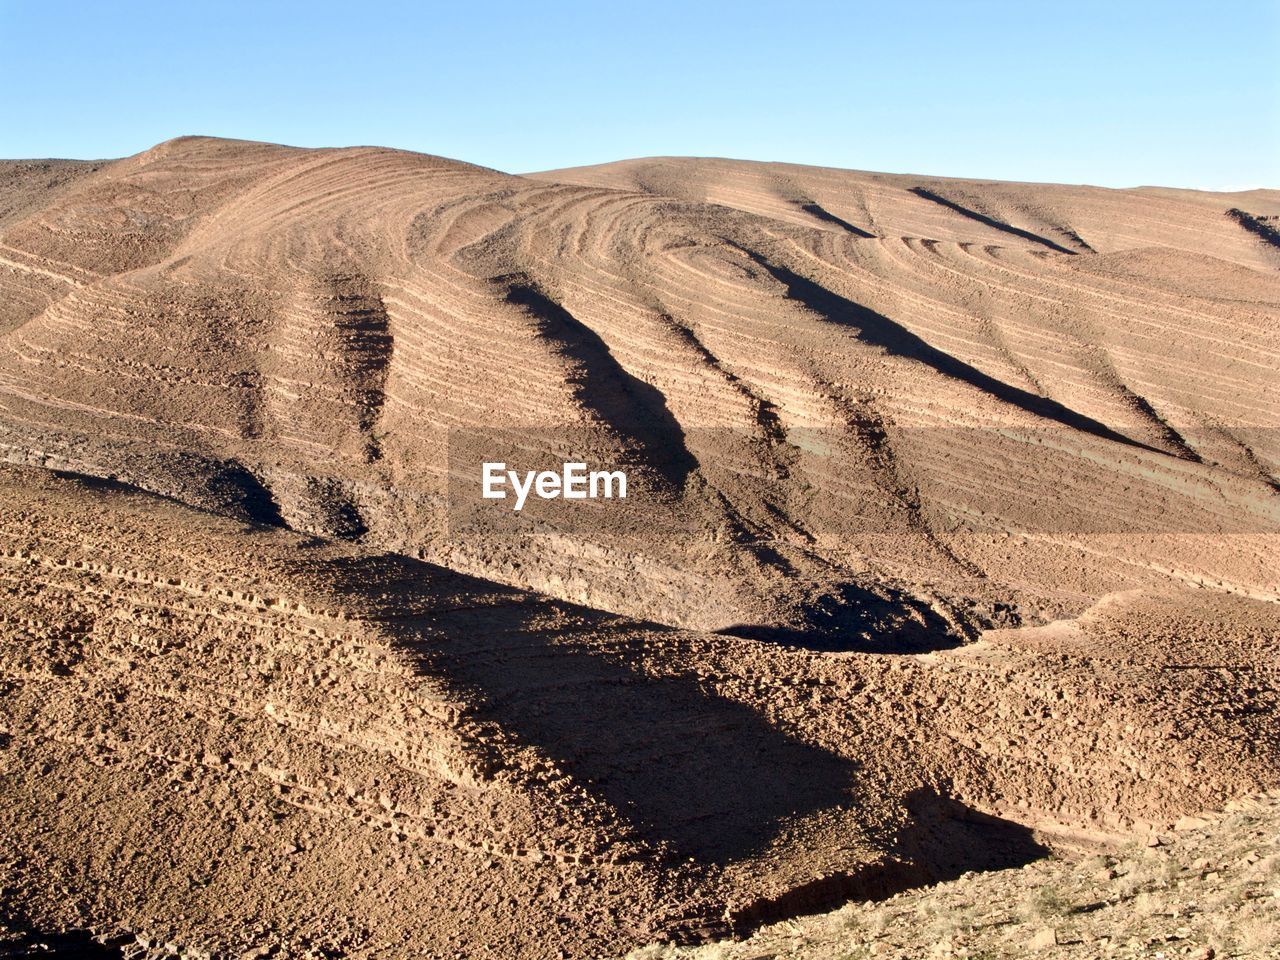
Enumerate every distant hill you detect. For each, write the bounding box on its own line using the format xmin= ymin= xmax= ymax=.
xmin=0 ymin=137 xmax=1276 ymax=643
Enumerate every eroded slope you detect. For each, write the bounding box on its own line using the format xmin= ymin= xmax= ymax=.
xmin=1 ymin=467 xmax=1276 ymax=957
xmin=0 ymin=139 xmax=1276 ymax=646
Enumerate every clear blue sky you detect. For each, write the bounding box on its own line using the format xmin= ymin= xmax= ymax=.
xmin=2 ymin=0 xmax=1277 ymax=189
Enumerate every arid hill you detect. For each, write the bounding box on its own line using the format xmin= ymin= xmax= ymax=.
xmin=2 ymin=466 xmax=1276 ymax=957
xmin=0 ymin=138 xmax=1277 ymax=957
xmin=1 ymin=138 xmax=1277 ymax=643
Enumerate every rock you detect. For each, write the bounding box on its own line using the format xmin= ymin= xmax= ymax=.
xmin=1029 ymin=927 xmax=1058 ymax=949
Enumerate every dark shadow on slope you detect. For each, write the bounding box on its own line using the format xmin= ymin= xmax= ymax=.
xmin=49 ymin=469 xmax=160 ymax=497
xmin=909 ymin=187 xmax=1080 ymax=254
xmin=747 ymin=254 xmax=1161 ymax=454
xmin=798 ymin=201 xmax=876 ymax=238
xmin=1227 ymin=208 xmax=1280 ymax=251
xmin=504 ymin=282 xmax=698 ymax=490
xmin=212 ymin=461 xmax=286 ymax=528
xmin=314 ymin=550 xmax=857 ymax=867
xmin=0 ymin=916 xmax=129 ymax=958
xmin=723 ymin=788 xmax=1049 ymax=936
xmin=1121 ymin=385 xmax=1203 ymax=463
xmin=289 ymin=475 xmax=368 ymax=540
xmin=324 ymin=274 xmax=394 ymax=464
xmin=297 ymin=553 xmax=1049 ymax=943
xmin=718 ymin=581 xmax=965 ymax=654
xmin=47 ymin=458 xmax=284 ymax=529
xmin=897 ymin=787 xmax=1050 ymax=879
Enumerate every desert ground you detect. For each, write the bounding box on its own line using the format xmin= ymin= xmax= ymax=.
xmin=0 ymin=137 xmax=1277 ymax=958
xmin=626 ymin=791 xmax=1280 ymax=959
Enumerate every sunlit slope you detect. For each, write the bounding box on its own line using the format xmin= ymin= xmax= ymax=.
xmin=0 ymin=138 xmax=1276 ymax=642
xmin=531 ymin=156 xmax=1280 ymax=267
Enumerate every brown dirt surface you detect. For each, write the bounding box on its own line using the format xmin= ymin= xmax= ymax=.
xmin=629 ymin=792 xmax=1280 ymax=959
xmin=0 ymin=139 xmax=1277 ymax=957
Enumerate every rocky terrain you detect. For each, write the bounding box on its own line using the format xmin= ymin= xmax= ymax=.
xmin=1 ymin=466 xmax=1276 ymax=957
xmin=628 ymin=792 xmax=1280 ymax=960
xmin=1 ymin=139 xmax=1277 ymax=640
xmin=0 ymin=138 xmax=1277 ymax=956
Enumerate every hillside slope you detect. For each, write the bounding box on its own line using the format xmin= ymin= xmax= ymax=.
xmin=1 ymin=140 xmax=1278 ymax=956
xmin=629 ymin=792 xmax=1280 ymax=960
xmin=0 ymin=138 xmax=1276 ymax=646
xmin=1 ymin=466 xmax=1277 ymax=957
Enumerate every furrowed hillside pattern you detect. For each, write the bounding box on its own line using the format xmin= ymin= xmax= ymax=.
xmin=1 ymin=466 xmax=1276 ymax=957
xmin=0 ymin=138 xmax=1277 ymax=957
xmin=0 ymin=138 xmax=1276 ymax=639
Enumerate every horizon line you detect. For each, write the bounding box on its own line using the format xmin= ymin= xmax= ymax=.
xmin=4 ymin=133 xmax=1276 ymax=196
